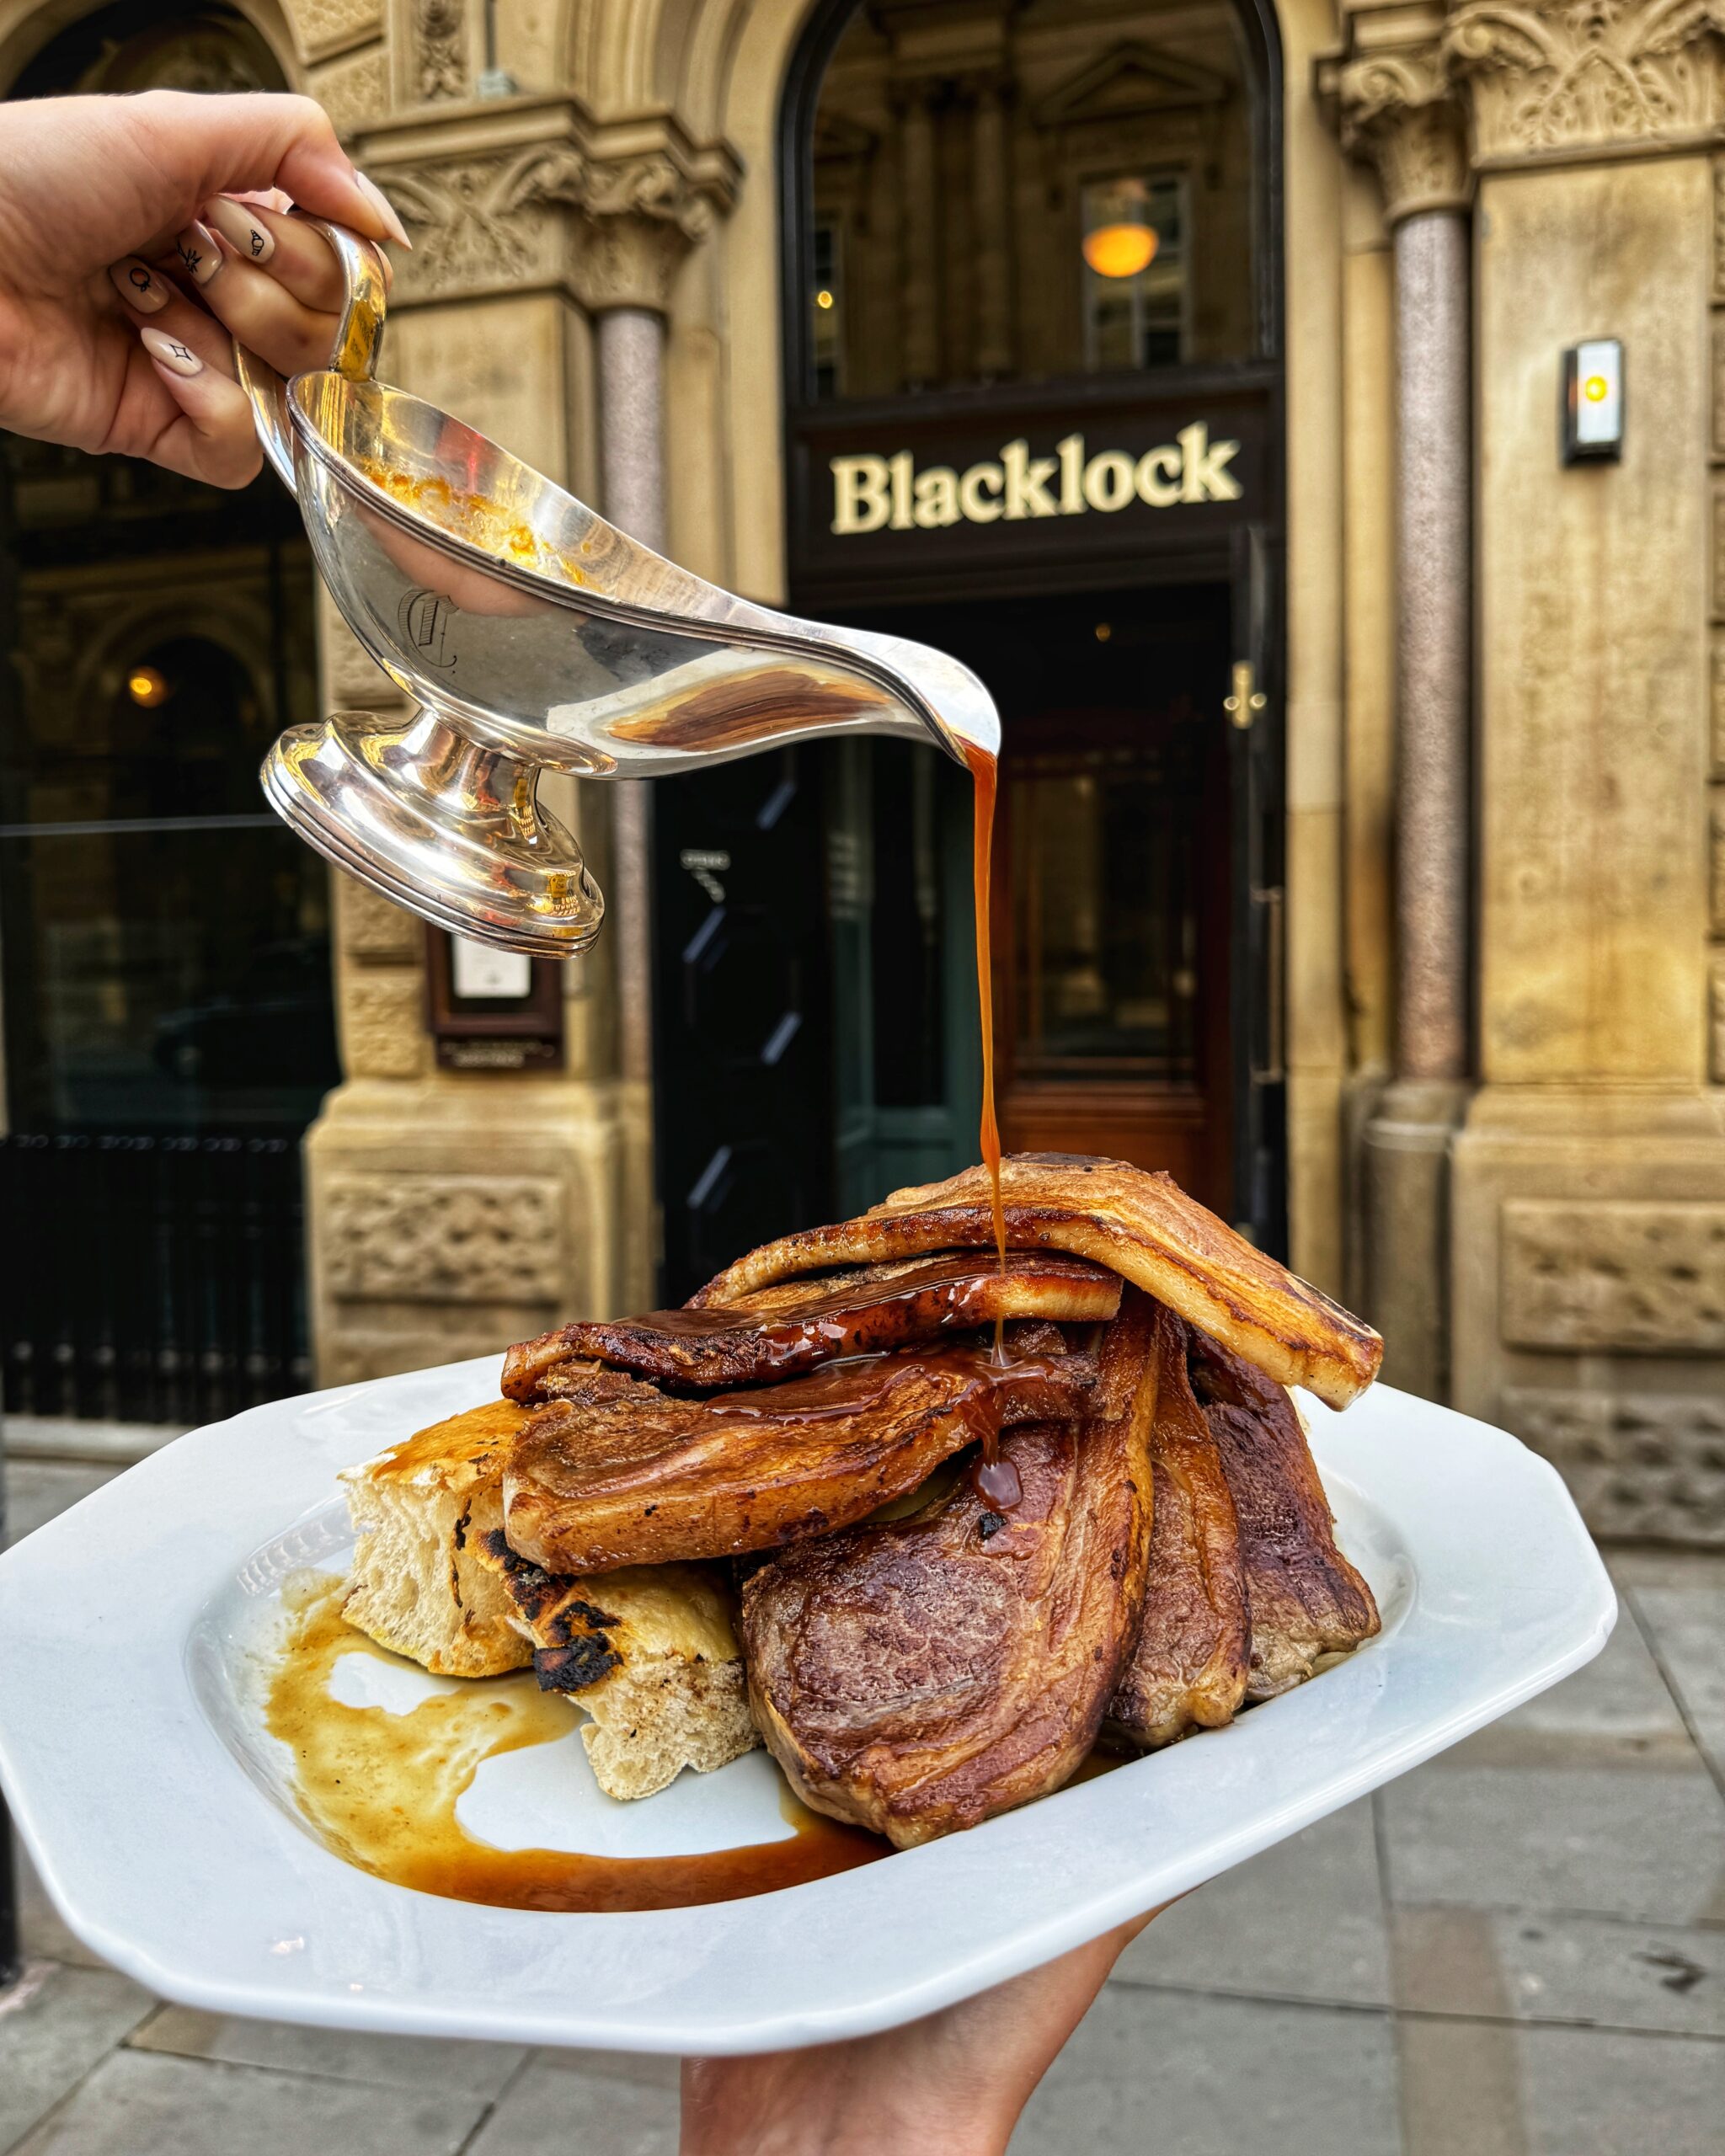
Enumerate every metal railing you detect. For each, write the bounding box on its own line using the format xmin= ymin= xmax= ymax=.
xmin=0 ymin=1133 xmax=312 ymax=1426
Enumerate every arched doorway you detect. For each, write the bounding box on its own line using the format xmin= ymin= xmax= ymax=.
xmin=788 ymin=0 xmax=1286 ymax=1246
xmin=0 ymin=3 xmax=334 ymax=1422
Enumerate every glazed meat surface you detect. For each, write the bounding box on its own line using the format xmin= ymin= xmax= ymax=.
xmin=502 ymin=1341 xmax=1100 ymax=1574
xmin=690 ymin=1155 xmax=1381 ymax=1412
xmin=740 ymin=1291 xmax=1160 ymax=1849
xmin=501 ymin=1251 xmax=1121 ymax=1400
xmin=1188 ymin=1331 xmax=1381 ymax=1697
xmin=1107 ymin=1310 xmax=1249 ymax=1749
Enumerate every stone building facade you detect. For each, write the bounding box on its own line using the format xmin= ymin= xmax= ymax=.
xmin=0 ymin=0 xmax=1722 ymax=1540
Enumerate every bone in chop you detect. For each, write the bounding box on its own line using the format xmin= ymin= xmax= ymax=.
xmin=692 ymin=1153 xmax=1382 ymax=1411
xmin=502 ymin=1333 xmax=1100 ymax=1574
xmin=502 ymin=1251 xmax=1121 ymax=1399
xmin=741 ymin=1291 xmax=1161 ymax=1848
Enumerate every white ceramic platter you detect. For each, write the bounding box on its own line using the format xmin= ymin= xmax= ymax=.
xmin=0 ymin=1358 xmax=1614 ymax=2055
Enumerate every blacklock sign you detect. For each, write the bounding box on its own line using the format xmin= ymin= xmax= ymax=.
xmin=786 ymin=377 xmax=1275 ymax=608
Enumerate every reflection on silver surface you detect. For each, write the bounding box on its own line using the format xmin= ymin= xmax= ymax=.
xmin=242 ymin=220 xmax=1000 ymax=954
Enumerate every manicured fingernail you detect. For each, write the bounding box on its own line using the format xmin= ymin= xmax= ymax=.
xmin=355 ymin=170 xmax=412 ymax=250
xmin=205 ymin=195 xmax=274 ymax=263
xmin=174 ymin=222 xmax=222 ymax=286
xmin=141 ymin=327 xmax=203 ymax=377
xmin=110 ymin=259 xmax=168 ymax=312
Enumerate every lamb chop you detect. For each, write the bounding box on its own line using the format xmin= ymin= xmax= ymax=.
xmin=502 ymin=1251 xmax=1121 ymax=1399
xmin=502 ymin=1332 xmax=1100 ymax=1574
xmin=740 ymin=1290 xmax=1160 ymax=1849
xmin=690 ymin=1154 xmax=1382 ymax=1411
xmin=1106 ymin=1310 xmax=1250 ymax=1748
xmin=1188 ymin=1331 xmax=1380 ymax=1695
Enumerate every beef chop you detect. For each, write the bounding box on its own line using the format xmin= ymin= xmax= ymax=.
xmin=688 ymin=1155 xmax=1381 ymax=1411
xmin=740 ymin=1290 xmax=1160 ymax=1849
xmin=501 ymin=1251 xmax=1121 ymax=1400
xmin=502 ymin=1340 xmax=1100 ymax=1574
xmin=1188 ymin=1331 xmax=1381 ymax=1697
xmin=1107 ymin=1310 xmax=1250 ymax=1749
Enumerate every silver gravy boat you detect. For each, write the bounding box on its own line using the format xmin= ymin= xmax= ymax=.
xmin=239 ymin=221 xmax=1001 ymax=956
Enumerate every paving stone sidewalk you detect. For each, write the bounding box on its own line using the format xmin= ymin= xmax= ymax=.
xmin=4 ymin=1459 xmax=1722 ymax=2156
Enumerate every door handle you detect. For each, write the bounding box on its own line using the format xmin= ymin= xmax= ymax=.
xmin=1224 ymin=660 xmax=1267 ymax=729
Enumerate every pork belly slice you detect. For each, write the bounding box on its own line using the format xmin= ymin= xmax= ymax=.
xmin=501 ymin=1251 xmax=1121 ymax=1399
xmin=740 ymin=1291 xmax=1160 ymax=1849
xmin=1107 ymin=1310 xmax=1250 ymax=1749
xmin=472 ymin=1533 xmax=759 ymax=1801
xmin=690 ymin=1153 xmax=1382 ymax=1412
xmin=1188 ymin=1331 xmax=1381 ymax=1698
xmin=341 ymin=1399 xmax=536 ymax=1678
xmin=502 ymin=1338 xmax=1099 ymax=1575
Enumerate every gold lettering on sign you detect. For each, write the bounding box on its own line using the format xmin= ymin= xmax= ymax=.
xmin=828 ymin=427 xmax=1242 ymax=536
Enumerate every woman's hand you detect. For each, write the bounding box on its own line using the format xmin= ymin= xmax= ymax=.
xmin=0 ymin=90 xmax=408 ymax=488
xmin=679 ymin=1913 xmax=1158 ymax=2156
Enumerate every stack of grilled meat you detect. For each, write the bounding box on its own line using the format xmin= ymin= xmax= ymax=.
xmin=342 ymin=1155 xmax=1383 ymax=1849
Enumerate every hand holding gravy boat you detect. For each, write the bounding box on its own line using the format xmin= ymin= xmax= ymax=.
xmin=238 ymin=217 xmax=1001 ymax=959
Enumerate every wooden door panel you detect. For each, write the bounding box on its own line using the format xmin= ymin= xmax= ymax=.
xmin=999 ymin=1081 xmax=1214 ymax=1204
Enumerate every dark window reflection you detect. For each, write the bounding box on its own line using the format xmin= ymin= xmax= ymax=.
xmin=802 ymin=0 xmax=1256 ymax=399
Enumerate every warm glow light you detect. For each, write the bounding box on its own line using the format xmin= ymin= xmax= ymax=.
xmin=815 ymin=288 xmax=835 ymax=310
xmin=127 ymin=666 xmax=168 ymax=707
xmin=1095 ymin=622 xmax=1112 ymax=642
xmin=1082 ymin=222 xmax=1157 ymax=280
xmin=1583 ymin=374 xmax=1609 ymax=403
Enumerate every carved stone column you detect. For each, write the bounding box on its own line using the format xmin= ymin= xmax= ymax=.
xmin=573 ymin=152 xmax=734 ymax=1101
xmin=1329 ymin=51 xmax=1476 ymax=1399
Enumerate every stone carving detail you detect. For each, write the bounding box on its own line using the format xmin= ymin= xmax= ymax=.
xmin=1710 ymin=948 xmax=1725 ymax=1081
xmin=1445 ymin=0 xmax=1725 ymax=162
xmin=383 ymin=138 xmax=739 ymax=310
xmin=386 ymin=148 xmax=585 ymax=298
xmin=289 ymin=0 xmax=382 ymax=62
xmin=1504 ymin=1385 xmax=1725 ymax=1543
xmin=574 ymin=153 xmax=734 ymax=311
xmin=339 ymin=873 xmax=423 ymax=964
xmin=341 ymin=972 xmax=429 ymax=1081
xmin=413 ymin=0 xmax=466 ymax=102
xmin=1330 ymin=50 xmax=1472 ymax=221
xmin=1502 ymin=1199 xmax=1725 ymax=1351
xmin=323 ymin=1173 xmax=565 ymax=1302
xmin=311 ymin=42 xmax=387 ymax=139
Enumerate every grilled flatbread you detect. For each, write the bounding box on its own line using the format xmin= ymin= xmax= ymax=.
xmin=690 ymin=1155 xmax=1381 ymax=1411
xmin=473 ymin=1534 xmax=759 ymax=1800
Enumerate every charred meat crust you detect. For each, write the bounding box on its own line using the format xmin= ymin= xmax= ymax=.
xmin=687 ymin=1154 xmax=1382 ymax=1412
xmin=501 ymin=1342 xmax=1101 ymax=1575
xmin=1107 ymin=1311 xmax=1250 ymax=1749
xmin=1188 ymin=1331 xmax=1381 ymax=1695
xmin=740 ymin=1290 xmax=1162 ymax=1849
xmin=501 ymin=1252 xmax=1120 ymax=1400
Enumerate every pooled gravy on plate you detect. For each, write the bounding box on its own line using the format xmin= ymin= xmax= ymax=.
xmin=266 ymin=1574 xmax=884 ymax=1914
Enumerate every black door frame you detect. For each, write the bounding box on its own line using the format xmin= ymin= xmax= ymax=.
xmin=777 ymin=0 xmax=1288 ymax=1254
